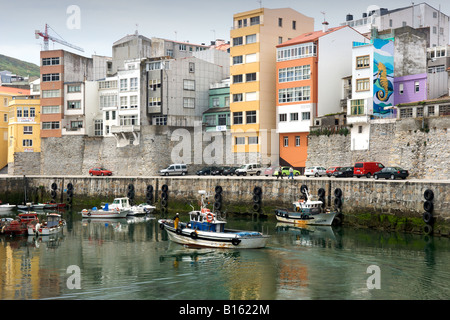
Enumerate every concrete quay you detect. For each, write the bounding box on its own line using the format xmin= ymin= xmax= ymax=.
xmin=1 ymin=175 xmax=449 ymax=236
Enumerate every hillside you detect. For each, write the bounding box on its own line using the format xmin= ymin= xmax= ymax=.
xmin=0 ymin=54 xmax=40 ymax=78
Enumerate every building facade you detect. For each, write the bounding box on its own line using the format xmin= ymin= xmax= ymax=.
xmin=229 ymin=7 xmax=314 ymax=165
xmin=203 ymin=78 xmax=231 ymax=132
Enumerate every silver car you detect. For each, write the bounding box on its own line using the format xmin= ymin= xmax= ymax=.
xmin=305 ymin=166 xmax=327 ymax=177
xmin=159 ymin=164 xmax=188 ymax=176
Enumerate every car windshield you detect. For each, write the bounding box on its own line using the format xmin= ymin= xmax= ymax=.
xmin=239 ymin=165 xmax=247 ymax=169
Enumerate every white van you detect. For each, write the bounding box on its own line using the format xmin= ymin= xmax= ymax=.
xmin=159 ymin=164 xmax=188 ymax=176
xmin=235 ymin=163 xmax=262 ymax=176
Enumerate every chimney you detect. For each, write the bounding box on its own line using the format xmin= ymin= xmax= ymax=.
xmin=322 ymin=21 xmax=329 ymax=32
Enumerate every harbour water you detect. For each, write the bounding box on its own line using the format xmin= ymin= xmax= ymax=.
xmin=1 ymin=207 xmax=450 ymax=301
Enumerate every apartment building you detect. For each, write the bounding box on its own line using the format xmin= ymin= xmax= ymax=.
xmin=203 ymin=78 xmax=231 ymax=132
xmin=229 ymin=7 xmax=314 ymax=165
xmin=276 ymin=25 xmax=367 ymax=170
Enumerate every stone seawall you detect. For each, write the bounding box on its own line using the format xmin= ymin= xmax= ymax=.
xmin=1 ymin=175 xmax=449 ymax=235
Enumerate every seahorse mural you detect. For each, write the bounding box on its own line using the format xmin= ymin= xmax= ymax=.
xmin=375 ymin=62 xmax=390 ymax=101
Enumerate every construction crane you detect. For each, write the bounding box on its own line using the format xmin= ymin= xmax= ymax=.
xmin=35 ymin=24 xmax=84 ymax=52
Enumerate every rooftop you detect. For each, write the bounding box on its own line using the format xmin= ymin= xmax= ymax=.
xmin=0 ymin=86 xmax=30 ymax=95
xmin=277 ymin=25 xmax=347 ymax=48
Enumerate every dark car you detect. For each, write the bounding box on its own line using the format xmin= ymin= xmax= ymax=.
xmin=333 ymin=167 xmax=354 ymax=178
xmin=196 ymin=166 xmax=219 ymax=176
xmin=211 ymin=166 xmax=228 ymax=175
xmin=222 ymin=166 xmax=238 ymax=176
xmin=89 ymin=167 xmax=112 ymax=176
xmin=374 ymin=167 xmax=409 ymax=180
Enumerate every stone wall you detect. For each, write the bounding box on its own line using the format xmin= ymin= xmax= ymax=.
xmin=9 ymin=152 xmax=41 ymax=176
xmin=306 ymin=117 xmax=449 ymax=180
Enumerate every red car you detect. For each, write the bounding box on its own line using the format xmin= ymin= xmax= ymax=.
xmin=326 ymin=166 xmax=341 ymax=177
xmin=89 ymin=167 xmax=112 ymax=176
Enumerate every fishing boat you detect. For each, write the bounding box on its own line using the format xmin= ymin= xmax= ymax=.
xmin=108 ymin=197 xmax=156 ymax=216
xmin=3 ymin=213 xmax=39 ymax=236
xmin=81 ymin=202 xmax=130 ymax=218
xmin=274 ymin=188 xmax=336 ymax=226
xmin=0 ymin=203 xmax=16 ymax=212
xmin=158 ymin=190 xmax=269 ymax=249
xmin=28 ymin=213 xmax=66 ymax=236
xmin=17 ymin=203 xmax=46 ymax=211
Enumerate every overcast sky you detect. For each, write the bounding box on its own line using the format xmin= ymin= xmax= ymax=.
xmin=1 ymin=0 xmax=449 ymax=66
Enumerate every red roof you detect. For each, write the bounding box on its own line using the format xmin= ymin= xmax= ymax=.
xmin=0 ymin=86 xmax=30 ymax=95
xmin=277 ymin=25 xmax=347 ymax=48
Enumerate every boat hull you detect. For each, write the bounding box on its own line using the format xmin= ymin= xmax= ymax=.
xmin=275 ymin=210 xmax=336 ymax=226
xmin=159 ymin=220 xmax=269 ymax=249
xmin=81 ymin=209 xmax=129 ymax=218
xmin=0 ymin=204 xmax=16 ymax=212
xmin=28 ymin=224 xmax=64 ymax=236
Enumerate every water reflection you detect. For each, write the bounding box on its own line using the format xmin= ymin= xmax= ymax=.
xmin=0 ymin=208 xmax=449 ymax=300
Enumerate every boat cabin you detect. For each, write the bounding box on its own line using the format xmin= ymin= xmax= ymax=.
xmin=111 ymin=197 xmax=131 ymax=209
xmin=46 ymin=214 xmax=62 ymax=228
xmin=188 ymin=209 xmax=225 ymax=233
xmin=18 ymin=213 xmax=39 ymax=223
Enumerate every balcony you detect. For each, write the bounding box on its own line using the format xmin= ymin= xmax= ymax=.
xmin=110 ymin=125 xmax=140 ymax=134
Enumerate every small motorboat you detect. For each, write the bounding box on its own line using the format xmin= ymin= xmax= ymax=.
xmin=17 ymin=203 xmax=46 ymax=211
xmin=0 ymin=203 xmax=16 ymax=212
xmin=158 ymin=190 xmax=269 ymax=249
xmin=108 ymin=197 xmax=156 ymax=216
xmin=28 ymin=213 xmax=66 ymax=236
xmin=3 ymin=213 xmax=39 ymax=236
xmin=81 ymin=202 xmax=130 ymax=218
xmin=275 ymin=188 xmax=337 ymax=226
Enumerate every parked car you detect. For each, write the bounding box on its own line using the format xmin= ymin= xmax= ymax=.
xmin=264 ymin=166 xmax=277 ymax=176
xmin=222 ymin=166 xmax=238 ymax=176
xmin=374 ymin=167 xmax=409 ymax=180
xmin=333 ymin=167 xmax=354 ymax=178
xmin=196 ymin=166 xmax=219 ymax=175
xmin=211 ymin=166 xmax=228 ymax=175
xmin=159 ymin=164 xmax=188 ymax=176
xmin=235 ymin=163 xmax=262 ymax=176
xmin=273 ymin=166 xmax=301 ymax=177
xmin=305 ymin=166 xmax=327 ymax=177
xmin=354 ymin=162 xmax=385 ymax=178
xmin=89 ymin=167 xmax=112 ymax=176
xmin=326 ymin=166 xmax=341 ymax=177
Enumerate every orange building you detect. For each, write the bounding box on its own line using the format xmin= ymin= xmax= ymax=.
xmin=275 ymin=25 xmax=367 ymax=172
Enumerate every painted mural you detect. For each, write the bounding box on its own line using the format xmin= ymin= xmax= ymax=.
xmin=373 ymin=38 xmax=394 ymax=117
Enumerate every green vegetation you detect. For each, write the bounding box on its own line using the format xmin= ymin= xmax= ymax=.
xmin=0 ymin=54 xmax=40 ymax=78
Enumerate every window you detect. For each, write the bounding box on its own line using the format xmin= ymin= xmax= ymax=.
xmin=292 ymin=21 xmax=296 ymax=30
xmin=120 ymin=96 xmax=128 ymax=109
xmin=233 ymin=112 xmax=243 ymax=125
xmin=42 ymin=90 xmax=60 ymax=98
xmin=428 ymin=106 xmax=435 ymax=116
xmin=22 ymin=139 xmax=33 ymax=147
xmin=351 ymin=99 xmax=364 ymax=115
xmin=120 ymin=115 xmax=138 ymax=126
xmin=67 ymin=101 xmax=81 ymax=109
xmin=290 ymin=113 xmax=298 ymax=121
xmin=189 ymin=62 xmax=195 ymax=73
xmin=179 ymin=44 xmax=187 ymax=51
xmin=235 ymin=137 xmax=245 ymax=145
xmin=120 ymin=79 xmax=128 ymax=91
xmin=279 ymin=65 xmax=310 ymax=82
xmin=356 ymin=55 xmax=370 ymax=69
xmin=42 ymin=57 xmax=60 ymax=66
xmin=358 ymin=126 xmax=363 ymax=133
xmin=278 ymin=37 xmax=283 ymax=44
xmin=246 ymin=111 xmax=256 ymax=124
xmin=415 ymin=81 xmax=420 ymax=93
xmin=42 ymin=106 xmax=60 ymax=114
xmin=302 ymin=112 xmax=310 ymax=120
xmin=248 ymin=136 xmax=258 ymax=145
xmin=42 ymin=121 xmax=60 ymax=130
xmin=246 ymin=92 xmax=257 ymax=101
xmin=233 ymin=93 xmax=243 ymax=102
xmin=183 ymin=79 xmax=195 ymax=90
xmin=250 ymin=16 xmax=260 ymax=25
xmin=100 ymin=94 xmax=117 ymax=109
xmin=278 ymin=86 xmax=311 ymax=103
xmin=152 ymin=115 xmax=167 ymax=126
xmin=233 ymin=37 xmax=243 ymax=46
xmin=356 ymin=78 xmax=370 ymax=91
xmin=400 ymin=108 xmax=413 ymax=118
xmin=399 ymin=83 xmax=404 ymax=95
xmin=94 ymin=120 xmax=103 ymax=136
xmin=278 ymin=18 xmax=283 ymax=27
xmin=233 ymin=74 xmax=243 ymax=83
xmin=295 ymin=136 xmax=300 ymax=147
xmin=68 ymin=85 xmax=81 ymax=92
xmin=218 ymin=114 xmax=227 ymax=126
xmin=212 ymin=97 xmax=220 ymax=107
xmin=246 ymin=73 xmax=257 ymax=82
xmin=246 ymin=53 xmax=257 ymax=63
xmin=183 ymin=97 xmax=195 ymax=108
xmin=277 ymin=42 xmax=317 ymax=61
xmin=246 ymin=34 xmax=257 ymax=44
xmin=70 ymin=121 xmax=83 ymax=129
xmin=105 ymin=111 xmax=110 ymax=120
xmin=23 ymin=126 xmax=32 ymax=135
xmin=99 ymin=80 xmax=117 ymax=89
xmin=3 ymin=114 xmax=7 ymax=122
xmin=130 ymin=96 xmax=138 ymax=108
xmin=42 ymin=73 xmax=60 ymax=82
xmin=233 ymin=56 xmax=243 ymax=65
xmin=279 ymin=113 xmax=287 ymax=122
xmin=205 ymin=115 xmax=216 ymax=126
xmin=417 ymin=107 xmax=424 ymax=117
xmin=17 ymin=108 xmax=22 ymax=118
xmin=283 ymin=136 xmax=288 ymax=147
xmin=130 ymin=78 xmax=138 ymax=91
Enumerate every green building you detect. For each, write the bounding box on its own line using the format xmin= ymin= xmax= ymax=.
xmin=203 ymin=78 xmax=230 ymax=132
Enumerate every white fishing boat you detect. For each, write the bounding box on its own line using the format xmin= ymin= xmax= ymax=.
xmin=108 ymin=197 xmax=155 ymax=216
xmin=275 ymin=188 xmax=336 ymax=226
xmin=81 ymin=202 xmax=130 ymax=218
xmin=0 ymin=203 xmax=16 ymax=212
xmin=28 ymin=213 xmax=66 ymax=236
xmin=158 ymin=190 xmax=269 ymax=249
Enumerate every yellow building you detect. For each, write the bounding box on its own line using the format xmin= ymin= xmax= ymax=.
xmin=229 ymin=8 xmax=314 ymax=164
xmin=0 ymin=86 xmax=30 ymax=170
xmin=7 ymin=95 xmax=41 ymax=165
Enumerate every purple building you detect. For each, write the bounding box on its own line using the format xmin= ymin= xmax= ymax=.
xmin=394 ymin=73 xmax=427 ymax=105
